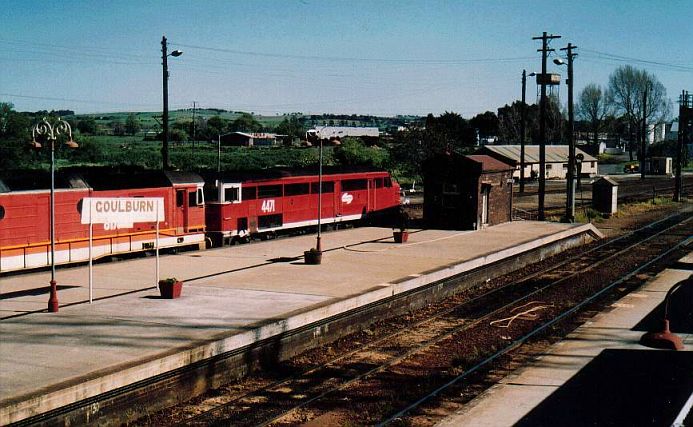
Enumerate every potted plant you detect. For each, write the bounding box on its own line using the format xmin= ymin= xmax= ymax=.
xmin=393 ymin=209 xmax=410 ymax=243
xmin=304 ymin=247 xmax=322 ymax=265
xmin=158 ymin=277 xmax=183 ymax=299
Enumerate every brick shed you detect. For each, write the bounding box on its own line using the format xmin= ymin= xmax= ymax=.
xmin=423 ymin=154 xmax=514 ymax=230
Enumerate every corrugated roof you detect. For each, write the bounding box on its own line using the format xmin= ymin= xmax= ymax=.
xmin=466 ymin=155 xmax=514 ymax=172
xmin=481 ymin=145 xmax=597 ymax=164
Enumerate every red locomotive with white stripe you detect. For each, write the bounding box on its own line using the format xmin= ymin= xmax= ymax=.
xmin=204 ymin=167 xmax=401 ymax=245
xmin=0 ymin=167 xmax=401 ymax=273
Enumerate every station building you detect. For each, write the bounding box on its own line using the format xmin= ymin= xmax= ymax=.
xmin=423 ymin=154 xmax=514 ymax=230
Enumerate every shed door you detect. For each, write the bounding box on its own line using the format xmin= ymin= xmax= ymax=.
xmin=481 ymin=185 xmax=490 ymax=226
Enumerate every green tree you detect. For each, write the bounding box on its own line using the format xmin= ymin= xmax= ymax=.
xmin=607 ymin=65 xmax=670 ymax=160
xmin=228 ymin=112 xmax=262 ymax=133
xmin=275 ymin=115 xmax=305 ymax=145
xmin=77 ymin=117 xmax=98 ymax=134
xmin=470 ymin=111 xmax=499 ymax=141
xmin=203 ymin=115 xmax=227 ymax=140
xmin=125 ymin=113 xmax=141 ymax=135
xmin=577 ymin=84 xmax=613 ymax=151
xmin=333 ymin=137 xmax=388 ymax=167
xmin=0 ymin=102 xmax=34 ymax=169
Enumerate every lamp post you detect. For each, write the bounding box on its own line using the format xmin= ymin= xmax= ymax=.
xmin=520 ymin=70 xmax=536 ymax=194
xmin=315 ymin=127 xmax=327 ymax=252
xmin=30 ymin=117 xmax=78 ymax=313
xmin=161 ymin=35 xmax=183 ymax=170
xmin=554 ymin=43 xmax=577 ymax=222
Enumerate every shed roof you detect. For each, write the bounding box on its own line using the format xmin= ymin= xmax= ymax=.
xmin=480 ymin=145 xmax=597 ymax=164
xmin=466 ymin=155 xmax=514 ymax=172
xmin=594 ymin=176 xmax=618 ymax=186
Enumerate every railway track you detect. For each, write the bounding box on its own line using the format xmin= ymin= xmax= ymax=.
xmin=146 ymin=210 xmax=692 ymax=426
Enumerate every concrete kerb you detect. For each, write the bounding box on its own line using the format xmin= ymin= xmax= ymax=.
xmin=0 ymin=223 xmax=603 ymax=425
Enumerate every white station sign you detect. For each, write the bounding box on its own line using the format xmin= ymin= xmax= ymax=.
xmin=80 ymin=197 xmax=165 ymax=229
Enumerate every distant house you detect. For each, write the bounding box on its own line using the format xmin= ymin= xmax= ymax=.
xmin=220 ymin=132 xmax=278 ymax=147
xmin=306 ymin=127 xmax=380 ymax=145
xmin=477 ymin=145 xmax=598 ymax=180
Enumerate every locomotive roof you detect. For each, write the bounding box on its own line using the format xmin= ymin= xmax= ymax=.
xmin=0 ymin=170 xmax=89 ymax=192
xmin=207 ymin=165 xmax=389 ymax=183
xmin=0 ymin=168 xmax=203 ymax=192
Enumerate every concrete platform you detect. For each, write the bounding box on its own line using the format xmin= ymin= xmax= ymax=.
xmin=0 ymin=222 xmax=601 ymax=425
xmin=438 ymin=252 xmax=693 ymax=427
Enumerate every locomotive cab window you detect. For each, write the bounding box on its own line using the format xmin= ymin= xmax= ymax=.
xmin=176 ymin=190 xmax=185 ymax=207
xmin=0 ymin=205 xmax=4 ymax=220
xmin=384 ymin=177 xmax=392 ymax=187
xmin=374 ymin=178 xmax=384 ymax=188
xmin=221 ymin=183 xmax=242 ymax=204
xmin=189 ymin=187 xmax=204 ymax=207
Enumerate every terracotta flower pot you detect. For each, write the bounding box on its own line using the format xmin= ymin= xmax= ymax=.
xmin=393 ymin=230 xmax=409 ymax=243
xmin=158 ymin=280 xmax=183 ymax=299
xmin=304 ymin=250 xmax=322 ymax=265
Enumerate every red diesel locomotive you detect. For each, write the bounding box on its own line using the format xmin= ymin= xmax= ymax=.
xmin=0 ymin=167 xmax=401 ymax=273
xmin=204 ymin=167 xmax=401 ymax=245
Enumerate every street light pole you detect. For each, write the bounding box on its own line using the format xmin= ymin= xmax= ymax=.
xmin=556 ymin=43 xmax=577 ymax=222
xmin=161 ymin=36 xmax=182 ymax=170
xmin=30 ymin=117 xmax=78 ymax=313
xmin=316 ymin=134 xmax=323 ymax=252
xmin=520 ymin=70 xmax=535 ymax=194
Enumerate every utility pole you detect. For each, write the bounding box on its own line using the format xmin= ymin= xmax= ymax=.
xmin=161 ymin=36 xmax=170 ymax=170
xmin=160 ymin=36 xmax=182 ymax=170
xmin=520 ymin=69 xmax=527 ymax=194
xmin=533 ymin=32 xmax=561 ymax=221
xmin=675 ymin=90 xmax=691 ymax=201
xmin=192 ymin=101 xmax=197 ymax=149
xmin=640 ymin=84 xmax=649 ymax=180
xmin=561 ymin=43 xmax=577 ymax=222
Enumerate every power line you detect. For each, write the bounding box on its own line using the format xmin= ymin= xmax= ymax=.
xmin=581 ymin=48 xmax=693 ymax=72
xmin=170 ymin=42 xmax=535 ymax=65
xmin=0 ymin=93 xmax=160 ymax=108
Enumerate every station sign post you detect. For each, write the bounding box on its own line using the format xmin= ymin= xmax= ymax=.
xmin=80 ymin=197 xmax=165 ymax=303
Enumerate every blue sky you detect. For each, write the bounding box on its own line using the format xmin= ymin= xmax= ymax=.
xmin=1 ymin=0 xmax=691 ymax=117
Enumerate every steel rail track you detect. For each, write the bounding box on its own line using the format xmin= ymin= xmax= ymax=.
xmin=178 ymin=211 xmax=690 ymax=425
xmin=378 ymin=231 xmax=693 ymax=426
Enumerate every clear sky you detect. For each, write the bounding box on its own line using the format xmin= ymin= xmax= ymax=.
xmin=1 ymin=0 xmax=691 ymax=117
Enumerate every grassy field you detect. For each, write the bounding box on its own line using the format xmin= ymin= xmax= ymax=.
xmin=49 ymin=135 xmax=332 ymax=172
xmin=65 ymin=109 xmax=289 ymax=135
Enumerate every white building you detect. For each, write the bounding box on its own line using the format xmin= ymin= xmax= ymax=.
xmin=306 ymin=126 xmax=380 ymax=142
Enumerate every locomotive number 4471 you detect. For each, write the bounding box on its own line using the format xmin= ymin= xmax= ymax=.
xmin=261 ymin=199 xmax=276 ymax=213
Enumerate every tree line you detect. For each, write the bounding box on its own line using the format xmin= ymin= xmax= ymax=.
xmin=1 ymin=64 xmax=678 ymax=175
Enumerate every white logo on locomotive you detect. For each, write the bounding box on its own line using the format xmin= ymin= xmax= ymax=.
xmin=341 ymin=193 xmax=353 ymax=204
xmin=261 ymin=199 xmax=276 ymax=213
